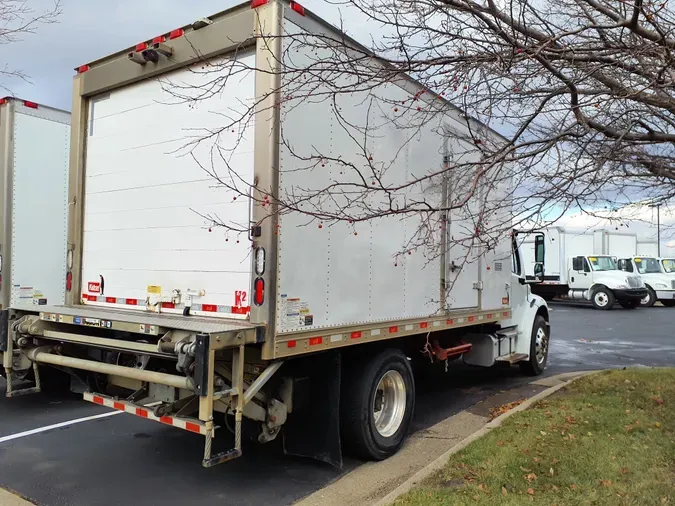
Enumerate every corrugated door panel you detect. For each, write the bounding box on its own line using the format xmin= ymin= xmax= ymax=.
xmin=11 ymin=111 xmax=70 ymax=308
xmin=81 ymin=52 xmax=255 ymax=318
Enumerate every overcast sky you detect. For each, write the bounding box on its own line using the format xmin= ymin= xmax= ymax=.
xmin=5 ymin=0 xmax=673 ymax=250
xmin=2 ymin=0 xmax=363 ymax=110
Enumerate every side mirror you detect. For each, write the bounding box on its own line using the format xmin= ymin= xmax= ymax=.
xmin=534 ymin=234 xmax=545 ymax=263
xmin=572 ymin=256 xmax=581 ymax=271
xmin=533 ymin=262 xmax=545 ymax=281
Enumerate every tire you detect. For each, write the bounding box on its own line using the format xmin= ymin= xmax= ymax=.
xmin=639 ymin=286 xmax=657 ymax=308
xmin=591 ymin=287 xmax=615 ymax=310
xmin=661 ymin=300 xmax=675 ymax=308
xmin=619 ymin=300 xmax=639 ymax=309
xmin=341 ymin=349 xmax=415 ymax=461
xmin=520 ymin=315 xmax=549 ymax=376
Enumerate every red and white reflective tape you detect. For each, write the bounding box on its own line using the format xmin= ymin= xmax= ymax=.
xmin=279 ymin=310 xmax=512 ymax=351
xmin=82 ymin=294 xmax=250 ymax=316
xmin=84 ymin=392 xmax=209 ymax=436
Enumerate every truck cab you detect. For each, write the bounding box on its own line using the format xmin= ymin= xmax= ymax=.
xmin=617 ymin=256 xmax=675 ymax=307
xmin=568 ymin=255 xmax=647 ymax=310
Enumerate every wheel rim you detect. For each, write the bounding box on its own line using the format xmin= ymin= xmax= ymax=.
xmin=641 ymin=293 xmax=651 ymax=305
xmin=535 ymin=327 xmax=548 ymax=364
xmin=594 ymin=292 xmax=609 ymax=307
xmin=373 ymin=370 xmax=407 ymax=438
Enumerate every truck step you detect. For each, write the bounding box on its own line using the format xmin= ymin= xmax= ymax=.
xmin=495 ymin=353 xmax=528 ymax=364
xmin=496 ymin=329 xmax=519 ymax=340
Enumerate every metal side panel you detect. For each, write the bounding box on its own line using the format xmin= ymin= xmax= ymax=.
xmin=10 ymin=107 xmax=70 ymax=309
xmin=275 ymin=18 xmax=447 ymax=336
xmin=37 ymin=305 xmax=258 ymax=336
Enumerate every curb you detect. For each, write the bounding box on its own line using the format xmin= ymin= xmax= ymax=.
xmin=373 ymin=370 xmax=602 ymax=506
xmin=0 ymin=488 xmax=35 ymax=506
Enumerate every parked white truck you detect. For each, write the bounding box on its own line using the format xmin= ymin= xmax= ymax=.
xmin=523 ymin=227 xmax=647 ymax=309
xmin=617 ymin=257 xmax=675 ymax=307
xmin=591 ymin=229 xmax=672 ymax=307
xmin=0 ymin=98 xmax=70 ymax=391
xmin=0 ymin=0 xmax=551 ymax=468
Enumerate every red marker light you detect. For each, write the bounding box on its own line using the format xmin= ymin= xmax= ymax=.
xmin=23 ymin=101 xmax=38 ymax=109
xmin=77 ymin=65 xmax=90 ymax=73
xmin=169 ymin=28 xmax=184 ymax=40
xmin=251 ymin=0 xmax=269 ymax=7
xmin=152 ymin=35 xmax=166 ymax=44
xmin=254 ymin=277 xmax=265 ymax=306
xmin=65 ymin=271 xmax=73 ymax=292
xmin=135 ymin=42 xmax=148 ymax=52
xmin=290 ymin=1 xmax=306 ymax=15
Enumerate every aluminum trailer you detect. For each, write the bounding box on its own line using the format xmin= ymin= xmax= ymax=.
xmin=0 ymin=98 xmax=70 ymax=392
xmin=3 ymin=0 xmax=551 ymax=467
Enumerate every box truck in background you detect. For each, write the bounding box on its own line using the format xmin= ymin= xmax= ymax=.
xmin=591 ymin=230 xmax=671 ymax=307
xmin=0 ymin=98 xmax=70 ymax=390
xmin=522 ymin=227 xmax=647 ymax=309
xmin=2 ymin=0 xmax=550 ymax=468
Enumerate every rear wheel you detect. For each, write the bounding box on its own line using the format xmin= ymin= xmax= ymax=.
xmin=661 ymin=300 xmax=675 ymax=307
xmin=619 ymin=300 xmax=639 ymax=309
xmin=591 ymin=287 xmax=615 ymax=310
xmin=341 ymin=349 xmax=415 ymax=460
xmin=640 ymin=287 xmax=657 ymax=308
xmin=520 ymin=315 xmax=549 ymax=376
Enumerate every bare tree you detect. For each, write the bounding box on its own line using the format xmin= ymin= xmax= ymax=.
xmin=163 ymin=0 xmax=675 ymax=270
xmin=0 ymin=0 xmax=61 ymax=92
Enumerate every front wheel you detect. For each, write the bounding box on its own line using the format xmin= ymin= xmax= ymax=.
xmin=619 ymin=300 xmax=639 ymax=309
xmin=520 ymin=315 xmax=549 ymax=376
xmin=661 ymin=300 xmax=675 ymax=308
xmin=640 ymin=287 xmax=657 ymax=308
xmin=341 ymin=349 xmax=415 ymax=460
xmin=592 ymin=287 xmax=615 ymax=310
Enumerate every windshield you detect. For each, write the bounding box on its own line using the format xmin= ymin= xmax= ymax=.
xmin=635 ymin=257 xmax=663 ymax=274
xmin=662 ymin=259 xmax=675 ymax=274
xmin=588 ymin=256 xmax=617 ymax=272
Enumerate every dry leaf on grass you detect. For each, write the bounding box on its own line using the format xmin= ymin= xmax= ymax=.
xmin=489 ymin=399 xmax=526 ymax=420
xmin=527 ymin=488 xmax=535 ymax=496
xmin=502 ymin=487 xmax=508 ymax=496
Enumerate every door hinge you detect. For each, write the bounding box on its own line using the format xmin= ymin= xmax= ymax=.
xmin=473 ymin=281 xmax=484 ymax=291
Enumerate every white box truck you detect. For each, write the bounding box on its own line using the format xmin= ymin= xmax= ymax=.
xmin=522 ymin=227 xmax=647 ymax=309
xmin=0 ymin=98 xmax=70 ymax=390
xmin=1 ymin=0 xmax=551 ymax=468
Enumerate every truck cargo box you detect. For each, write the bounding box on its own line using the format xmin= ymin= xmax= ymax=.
xmin=0 ymin=98 xmax=70 ymax=310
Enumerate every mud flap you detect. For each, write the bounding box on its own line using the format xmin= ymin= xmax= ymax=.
xmin=283 ymin=351 xmax=342 ymax=468
xmin=0 ymin=310 xmax=8 ymax=352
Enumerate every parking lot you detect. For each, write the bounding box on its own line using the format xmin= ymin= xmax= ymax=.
xmin=1 ymin=303 xmax=674 ymax=506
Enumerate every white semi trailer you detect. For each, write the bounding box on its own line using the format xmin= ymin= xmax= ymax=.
xmin=0 ymin=98 xmax=70 ymax=391
xmin=1 ymin=0 xmax=551 ymax=468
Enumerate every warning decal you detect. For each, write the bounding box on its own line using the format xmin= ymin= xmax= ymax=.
xmin=279 ymin=294 xmax=313 ymax=331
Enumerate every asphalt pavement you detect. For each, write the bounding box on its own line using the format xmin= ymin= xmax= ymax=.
xmin=1 ymin=303 xmax=674 ymax=506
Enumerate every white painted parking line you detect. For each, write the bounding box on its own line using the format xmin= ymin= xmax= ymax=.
xmin=0 ymin=410 xmax=122 ymax=444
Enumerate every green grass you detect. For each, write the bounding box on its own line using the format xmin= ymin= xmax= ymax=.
xmin=395 ymin=369 xmax=675 ymax=506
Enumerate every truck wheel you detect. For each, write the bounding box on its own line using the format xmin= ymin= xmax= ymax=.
xmin=640 ymin=287 xmax=657 ymax=308
xmin=341 ymin=349 xmax=415 ymax=461
xmin=619 ymin=300 xmax=639 ymax=309
xmin=520 ymin=315 xmax=549 ymax=376
xmin=591 ymin=287 xmax=615 ymax=310
xmin=661 ymin=300 xmax=675 ymax=308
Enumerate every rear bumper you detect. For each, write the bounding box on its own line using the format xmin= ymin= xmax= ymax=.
xmin=656 ymin=290 xmax=675 ymax=301
xmin=614 ymin=288 xmax=648 ymax=301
